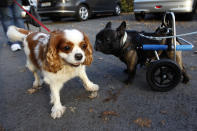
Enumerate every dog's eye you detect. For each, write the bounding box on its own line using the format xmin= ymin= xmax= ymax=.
xmin=82 ymin=43 xmax=87 ymax=49
xmin=63 ymin=46 xmax=70 ymax=51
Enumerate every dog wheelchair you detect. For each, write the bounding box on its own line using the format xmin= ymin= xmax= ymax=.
xmin=140 ymin=12 xmax=193 ymax=92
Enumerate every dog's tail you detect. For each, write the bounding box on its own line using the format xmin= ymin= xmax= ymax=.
xmin=7 ymin=26 xmax=30 ymax=42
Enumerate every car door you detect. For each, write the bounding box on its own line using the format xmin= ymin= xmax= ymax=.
xmin=86 ymin=0 xmax=104 ymax=12
xmin=100 ymin=0 xmax=115 ymax=11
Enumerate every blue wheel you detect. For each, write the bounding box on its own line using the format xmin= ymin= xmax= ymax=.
xmin=146 ymin=59 xmax=181 ymax=92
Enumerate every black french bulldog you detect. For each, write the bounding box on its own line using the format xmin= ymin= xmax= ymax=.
xmin=94 ymin=21 xmax=189 ymax=84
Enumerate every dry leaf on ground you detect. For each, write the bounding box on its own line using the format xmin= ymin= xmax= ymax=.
xmin=160 ymin=110 xmax=168 ymax=114
xmin=100 ymin=111 xmax=119 ymax=122
xmin=133 ymin=117 xmax=152 ymax=128
xmin=27 ymin=87 xmax=41 ymax=94
xmin=189 ymin=66 xmax=197 ymax=71
xmin=19 ymin=67 xmax=26 ymax=73
xmin=101 ymin=111 xmax=119 ymax=116
xmin=160 ymin=120 xmax=165 ymax=126
xmin=89 ymin=108 xmax=93 ymax=113
xmin=69 ymin=107 xmax=76 ymax=113
xmin=103 ymin=89 xmax=123 ymax=103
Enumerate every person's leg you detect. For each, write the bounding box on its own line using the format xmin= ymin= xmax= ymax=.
xmin=0 ymin=6 xmax=15 ymax=45
xmin=12 ymin=0 xmax=25 ymax=29
xmin=0 ymin=5 xmax=22 ymax=51
xmin=11 ymin=0 xmax=25 ymax=50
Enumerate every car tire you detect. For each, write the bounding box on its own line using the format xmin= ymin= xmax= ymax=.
xmin=134 ymin=13 xmax=145 ymax=21
xmin=114 ymin=4 xmax=121 ymax=16
xmin=77 ymin=5 xmax=89 ymax=21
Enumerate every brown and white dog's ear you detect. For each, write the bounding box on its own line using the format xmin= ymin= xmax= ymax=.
xmin=44 ymin=32 xmax=63 ymax=73
xmin=83 ymin=33 xmax=93 ymax=66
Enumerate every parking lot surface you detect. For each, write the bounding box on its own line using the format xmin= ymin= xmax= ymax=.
xmin=0 ymin=14 xmax=197 ymax=131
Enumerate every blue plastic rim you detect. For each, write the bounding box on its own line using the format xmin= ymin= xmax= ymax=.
xmin=143 ymin=45 xmax=193 ymax=51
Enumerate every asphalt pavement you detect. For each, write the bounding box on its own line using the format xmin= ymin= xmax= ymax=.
xmin=0 ymin=14 xmax=197 ymax=131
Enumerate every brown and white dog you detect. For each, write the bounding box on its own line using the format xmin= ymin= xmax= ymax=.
xmin=7 ymin=26 xmax=99 ymax=119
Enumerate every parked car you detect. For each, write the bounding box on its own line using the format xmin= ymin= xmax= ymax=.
xmin=134 ymin=0 xmax=197 ymax=21
xmin=37 ymin=0 xmax=121 ymax=21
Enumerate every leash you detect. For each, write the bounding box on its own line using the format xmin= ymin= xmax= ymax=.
xmin=139 ymin=31 xmax=197 ymax=40
xmin=13 ymin=0 xmax=51 ymax=32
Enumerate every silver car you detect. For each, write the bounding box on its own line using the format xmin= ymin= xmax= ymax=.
xmin=37 ymin=0 xmax=121 ymax=21
xmin=134 ymin=0 xmax=197 ymax=20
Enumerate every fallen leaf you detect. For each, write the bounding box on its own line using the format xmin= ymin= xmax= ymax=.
xmin=100 ymin=110 xmax=119 ymax=122
xmin=160 ymin=120 xmax=165 ymax=126
xmin=89 ymin=108 xmax=93 ymax=113
xmin=189 ymin=66 xmax=197 ymax=71
xmin=69 ymin=107 xmax=76 ymax=113
xmin=103 ymin=89 xmax=123 ymax=103
xmin=75 ymin=92 xmax=88 ymax=100
xmin=27 ymin=88 xmax=38 ymax=94
xmin=27 ymin=87 xmax=41 ymax=94
xmin=101 ymin=111 xmax=119 ymax=117
xmin=133 ymin=117 xmax=152 ymax=128
xmin=160 ymin=110 xmax=168 ymax=114
xmin=19 ymin=67 xmax=26 ymax=73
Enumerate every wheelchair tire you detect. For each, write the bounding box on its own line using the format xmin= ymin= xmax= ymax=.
xmin=146 ymin=59 xmax=181 ymax=92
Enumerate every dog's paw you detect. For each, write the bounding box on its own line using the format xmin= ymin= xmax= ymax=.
xmin=85 ymin=83 xmax=99 ymax=92
xmin=123 ymin=80 xmax=130 ymax=85
xmin=28 ymin=80 xmax=43 ymax=94
xmin=182 ymin=77 xmax=190 ymax=84
xmin=51 ymin=105 xmax=66 ymax=119
xmin=33 ymin=79 xmax=43 ymax=88
xmin=88 ymin=91 xmax=98 ymax=99
xmin=123 ymin=69 xmax=128 ymax=74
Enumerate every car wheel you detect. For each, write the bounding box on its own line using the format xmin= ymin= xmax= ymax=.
xmin=77 ymin=5 xmax=89 ymax=21
xmin=114 ymin=4 xmax=121 ymax=16
xmin=134 ymin=13 xmax=145 ymax=21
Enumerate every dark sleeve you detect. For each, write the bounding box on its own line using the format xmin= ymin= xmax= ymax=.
xmin=22 ymin=0 xmax=30 ymax=6
xmin=0 ymin=0 xmax=13 ymax=7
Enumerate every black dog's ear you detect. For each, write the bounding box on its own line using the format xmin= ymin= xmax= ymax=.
xmin=116 ymin=21 xmax=126 ymax=36
xmin=105 ymin=22 xmax=112 ymax=29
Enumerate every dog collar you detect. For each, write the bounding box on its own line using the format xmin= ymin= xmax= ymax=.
xmin=121 ymin=32 xmax=127 ymax=47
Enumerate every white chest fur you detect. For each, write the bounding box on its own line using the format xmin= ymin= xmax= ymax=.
xmin=43 ymin=65 xmax=85 ymax=85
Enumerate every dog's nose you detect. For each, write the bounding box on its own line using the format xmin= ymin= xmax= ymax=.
xmin=75 ymin=53 xmax=83 ymax=61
